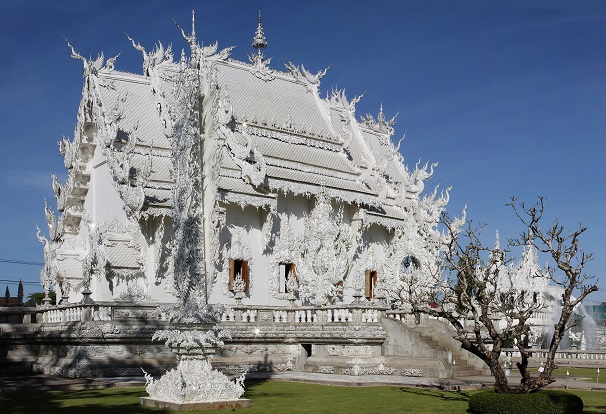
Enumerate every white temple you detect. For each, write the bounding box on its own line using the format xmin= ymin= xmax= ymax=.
xmin=39 ymin=13 xmax=452 ymax=312
xmin=32 ymin=12 xmax=512 ymax=378
xmin=17 ymin=12 xmax=603 ymax=382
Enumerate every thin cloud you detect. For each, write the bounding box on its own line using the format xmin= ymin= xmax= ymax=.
xmin=2 ymin=170 xmax=61 ymax=191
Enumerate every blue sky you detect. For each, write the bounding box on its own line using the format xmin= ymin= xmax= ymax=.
xmin=1 ymin=1 xmax=605 ymax=303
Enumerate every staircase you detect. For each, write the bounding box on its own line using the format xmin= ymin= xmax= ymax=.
xmin=381 ymin=315 xmax=485 ymax=378
xmin=414 ymin=331 xmax=483 ymax=377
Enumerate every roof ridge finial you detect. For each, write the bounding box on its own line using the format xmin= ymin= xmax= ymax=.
xmin=252 ymin=9 xmax=268 ymax=52
xmin=378 ymin=103 xmax=385 ymax=124
xmin=174 ymin=10 xmax=198 ymax=52
xmin=191 ymin=9 xmax=196 ymax=40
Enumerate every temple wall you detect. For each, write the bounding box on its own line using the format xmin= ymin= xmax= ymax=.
xmin=208 ymin=203 xmax=271 ymax=305
xmin=87 ymin=152 xmax=129 ymax=230
xmin=205 ymin=194 xmax=402 ymax=307
xmin=350 ymin=223 xmax=391 ymax=298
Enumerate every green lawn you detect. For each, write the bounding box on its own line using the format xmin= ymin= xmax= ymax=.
xmin=1 ymin=381 xmax=604 ymax=414
xmin=553 ymin=367 xmax=606 ymax=385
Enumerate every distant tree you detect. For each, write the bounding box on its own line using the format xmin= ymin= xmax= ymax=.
xmin=4 ymin=286 xmax=9 ymax=305
xmin=17 ymin=279 xmax=24 ymax=304
xmin=404 ymin=197 xmax=598 ymax=394
xmin=26 ymin=291 xmax=56 ymax=306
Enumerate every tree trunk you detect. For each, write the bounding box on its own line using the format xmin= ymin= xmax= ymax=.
xmin=491 ymin=363 xmax=511 ymax=393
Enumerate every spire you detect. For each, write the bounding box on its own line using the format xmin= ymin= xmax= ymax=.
xmin=191 ymin=10 xmax=196 ymax=41
xmin=174 ymin=9 xmax=198 ymax=52
xmin=378 ymin=103 xmax=385 ymax=124
xmin=18 ymin=279 xmax=24 ymax=303
xmin=494 ymin=230 xmax=500 ymax=250
xmin=252 ymin=9 xmax=268 ymax=51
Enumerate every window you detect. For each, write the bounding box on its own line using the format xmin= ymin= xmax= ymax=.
xmin=365 ymin=270 xmax=378 ymax=299
xmin=229 ymin=259 xmax=249 ymax=293
xmin=279 ymin=262 xmax=297 ymax=293
xmin=334 ymin=280 xmax=344 ymax=296
xmin=403 ymin=256 xmax=420 ymax=270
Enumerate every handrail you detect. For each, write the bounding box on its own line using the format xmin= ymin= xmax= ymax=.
xmin=33 ymin=302 xmax=387 ymax=325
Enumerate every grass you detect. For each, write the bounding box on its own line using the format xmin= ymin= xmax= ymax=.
xmin=0 ymin=381 xmax=605 ymax=414
xmin=552 ymin=367 xmax=606 ymax=384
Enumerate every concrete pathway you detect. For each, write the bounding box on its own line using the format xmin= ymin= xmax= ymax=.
xmin=0 ymin=375 xmax=146 ymax=392
xmin=1 ymin=371 xmax=604 ymax=392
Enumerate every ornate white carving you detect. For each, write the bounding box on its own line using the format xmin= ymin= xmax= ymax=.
xmin=351 ymin=244 xmax=382 ymax=294
xmin=359 ymin=104 xmax=397 ymax=137
xmin=126 ymin=34 xmax=173 ymax=76
xmin=152 ymin=215 xmax=173 ymax=288
xmin=326 ymin=345 xmax=372 ymax=357
xmin=371 ymin=185 xmax=461 ymax=306
xmin=51 ymin=174 xmax=66 ymax=212
xmin=168 ymin=51 xmax=206 ymax=306
xmin=103 ymin=124 xmax=152 ymax=215
xmin=218 ymin=227 xmax=254 ymax=299
xmin=36 ymin=204 xmax=61 ymax=303
xmin=317 ymin=365 xmax=335 ymax=374
xmin=116 ymin=283 xmax=151 ymax=302
xmin=341 ymin=364 xmax=398 ymax=376
xmin=152 ymin=327 xmax=229 ymax=358
xmin=218 ymin=123 xmax=267 ymax=187
xmin=401 ymin=368 xmax=424 ymax=377
xmin=246 ymin=124 xmax=339 ymax=149
xmin=341 ymin=363 xmax=397 ymax=376
xmin=296 ymin=189 xmax=357 ymax=305
xmin=58 ymin=135 xmax=75 ymax=169
xmin=144 ymin=302 xmax=246 ymax=403
xmin=82 ymin=219 xmax=107 ymax=291
xmin=246 ymin=51 xmax=275 ymax=81
xmin=284 ymin=62 xmax=330 ymax=91
xmin=144 ymin=359 xmax=245 ymax=402
xmin=274 ymin=359 xmax=293 ymax=372
xmin=260 ymin=205 xmax=276 ymax=249
xmin=218 ymin=191 xmax=275 ymax=209
xmin=327 ymin=88 xmax=363 ymax=114
xmin=65 ymin=39 xmax=105 ymax=78
xmin=208 ymin=204 xmax=226 ymax=287
xmin=269 ymin=216 xmax=300 ymax=301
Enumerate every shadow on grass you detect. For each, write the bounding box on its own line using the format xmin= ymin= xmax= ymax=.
xmin=0 ymin=388 xmax=171 ymax=414
xmin=399 ymin=386 xmax=473 ymax=402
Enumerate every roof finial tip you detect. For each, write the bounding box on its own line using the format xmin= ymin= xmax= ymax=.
xmin=252 ymin=9 xmax=268 ymax=50
xmin=191 ymin=9 xmax=196 ymax=39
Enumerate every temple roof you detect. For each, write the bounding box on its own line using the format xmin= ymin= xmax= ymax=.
xmin=78 ymin=23 xmax=436 ymax=225
xmin=215 ymin=62 xmax=337 ymax=143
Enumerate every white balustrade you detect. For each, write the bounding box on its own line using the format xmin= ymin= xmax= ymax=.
xmin=362 ymin=309 xmax=379 ymax=323
xmin=328 ymin=308 xmax=352 ymax=323
xmin=93 ymin=306 xmax=112 ymax=321
xmin=222 ymin=309 xmax=236 ymax=322
xmin=241 ymin=309 xmax=257 ymax=322
xmin=273 ymin=310 xmax=288 ymax=323
xmin=503 ymin=348 xmax=606 ymax=360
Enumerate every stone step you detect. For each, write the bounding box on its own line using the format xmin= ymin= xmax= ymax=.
xmin=451 ymin=363 xmax=484 ymax=377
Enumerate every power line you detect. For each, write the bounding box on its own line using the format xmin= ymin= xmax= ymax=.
xmin=0 ymin=259 xmax=43 ymax=266
xmin=0 ymin=279 xmax=40 ymax=286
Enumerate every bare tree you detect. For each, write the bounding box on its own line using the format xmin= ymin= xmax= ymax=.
xmin=406 ymin=197 xmax=598 ymax=393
